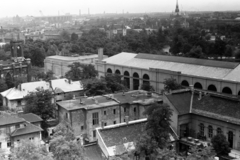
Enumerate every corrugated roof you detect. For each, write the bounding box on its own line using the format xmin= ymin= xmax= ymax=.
xmin=51 ymin=78 xmax=83 ymax=93
xmin=19 ymin=113 xmax=43 ymax=123
xmin=11 ymin=123 xmax=43 ymax=137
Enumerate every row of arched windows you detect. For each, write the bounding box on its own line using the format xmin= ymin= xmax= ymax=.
xmin=199 ymin=123 xmax=234 ymax=148
xmin=181 ymin=80 xmax=238 ymax=95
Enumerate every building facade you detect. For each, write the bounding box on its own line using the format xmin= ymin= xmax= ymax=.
xmin=57 ymin=90 xmax=161 ymax=143
xmin=96 ymin=52 xmax=240 ymax=96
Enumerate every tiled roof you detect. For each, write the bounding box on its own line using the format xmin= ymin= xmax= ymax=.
xmin=103 ymin=52 xmax=240 ymax=81
xmin=19 ymin=113 xmax=43 ymax=123
xmin=84 ymin=144 xmax=105 ymax=160
xmin=0 ymin=114 xmax=25 ymax=126
xmin=11 ymin=123 xmax=43 ymax=137
xmin=99 ymin=120 xmax=146 ymax=147
xmin=51 ymin=78 xmax=83 ymax=93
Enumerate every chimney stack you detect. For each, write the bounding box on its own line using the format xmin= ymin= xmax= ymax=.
xmin=125 ymin=116 xmax=129 ymax=124
xmin=98 ymin=48 xmax=103 ymax=61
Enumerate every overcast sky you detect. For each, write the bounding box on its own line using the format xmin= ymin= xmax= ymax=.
xmin=1 ymin=0 xmax=240 ymax=17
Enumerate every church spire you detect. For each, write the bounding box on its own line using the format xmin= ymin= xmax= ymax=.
xmin=175 ymin=0 xmax=180 ymax=15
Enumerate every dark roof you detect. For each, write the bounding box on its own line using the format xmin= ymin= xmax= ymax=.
xmin=135 ymin=53 xmax=239 ymax=69
xmin=11 ymin=123 xmax=43 ymax=137
xmin=165 ymin=91 xmax=191 ymax=115
xmin=99 ymin=121 xmax=146 ymax=147
xmin=84 ymin=144 xmax=105 ymax=160
xmin=19 ymin=113 xmax=43 ymax=123
xmin=0 ymin=114 xmax=25 ymax=126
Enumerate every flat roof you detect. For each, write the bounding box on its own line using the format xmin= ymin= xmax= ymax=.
xmin=45 ymin=54 xmax=98 ymax=61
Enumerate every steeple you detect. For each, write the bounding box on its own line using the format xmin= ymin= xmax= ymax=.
xmin=175 ymin=0 xmax=180 ymax=15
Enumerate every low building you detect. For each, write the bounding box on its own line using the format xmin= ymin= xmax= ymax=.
xmin=44 ymin=48 xmax=107 ymax=78
xmin=0 ymin=112 xmax=43 ymax=156
xmin=1 ymin=78 xmax=83 ymax=110
xmin=96 ymin=118 xmax=178 ymax=159
xmin=106 ymin=25 xmax=127 ymax=39
xmin=163 ymin=88 xmax=240 ymax=156
xmin=57 ymin=90 xmax=161 ymax=143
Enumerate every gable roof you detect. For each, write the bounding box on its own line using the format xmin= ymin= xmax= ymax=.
xmin=51 ymin=78 xmax=83 ymax=93
xmin=11 ymin=123 xmax=43 ymax=137
xmin=1 ymin=81 xmax=51 ymax=100
xmin=0 ymin=114 xmax=25 ymax=126
xmin=18 ymin=113 xmax=43 ymax=123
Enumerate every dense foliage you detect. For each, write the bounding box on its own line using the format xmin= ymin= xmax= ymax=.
xmin=163 ymin=77 xmax=182 ymax=92
xmin=211 ymin=133 xmax=231 ymax=156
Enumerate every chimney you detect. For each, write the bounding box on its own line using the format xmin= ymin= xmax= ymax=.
xmin=125 ymin=116 xmax=129 ymax=124
xmin=98 ymin=48 xmax=103 ymax=61
xmin=198 ymin=92 xmax=202 ymax=100
xmin=68 ymin=79 xmax=71 ymax=84
xmin=189 ymin=85 xmax=194 ymax=113
xmin=18 ymin=84 xmax=22 ymax=91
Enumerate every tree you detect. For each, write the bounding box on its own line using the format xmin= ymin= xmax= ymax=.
xmin=60 ymin=30 xmax=70 ymax=41
xmin=30 ymin=46 xmax=46 ymax=67
xmin=163 ymin=77 xmax=181 ymax=92
xmin=65 ymin=63 xmax=98 ymax=81
xmin=23 ymin=88 xmax=56 ymax=134
xmin=83 ymin=78 xmax=111 ymax=96
xmin=141 ymin=83 xmax=154 ymax=92
xmin=11 ymin=141 xmax=53 ymax=160
xmin=186 ymin=46 xmax=205 ymax=58
xmin=50 ymin=122 xmax=86 ymax=160
xmin=104 ymin=74 xmax=127 ymax=93
xmin=224 ymin=45 xmax=233 ymax=57
xmin=136 ymin=103 xmax=173 ymax=158
xmin=0 ymin=79 xmax=8 ymax=92
xmin=211 ymin=133 xmax=231 ymax=157
xmin=71 ymin=33 xmax=79 ymax=42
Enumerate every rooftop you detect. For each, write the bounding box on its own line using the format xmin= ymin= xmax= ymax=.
xmin=104 ymin=52 xmax=240 ymax=82
xmin=84 ymin=144 xmax=106 ymax=160
xmin=11 ymin=123 xmax=43 ymax=137
xmin=57 ymin=90 xmax=161 ymax=111
xmin=45 ymin=54 xmax=98 ymax=61
xmin=18 ymin=113 xmax=43 ymax=123
xmin=0 ymin=113 xmax=25 ymax=126
xmin=51 ymin=78 xmax=83 ymax=93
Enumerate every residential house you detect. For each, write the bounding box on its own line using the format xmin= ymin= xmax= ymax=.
xmin=163 ymin=87 xmax=240 ymax=158
xmin=106 ymin=24 xmax=127 ymax=39
xmin=0 ymin=112 xmax=43 ymax=156
xmin=57 ymin=90 xmax=161 ymax=143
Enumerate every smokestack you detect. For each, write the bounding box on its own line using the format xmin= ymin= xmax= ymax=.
xmin=98 ymin=48 xmax=103 ymax=61
xmin=189 ymin=85 xmax=194 ymax=113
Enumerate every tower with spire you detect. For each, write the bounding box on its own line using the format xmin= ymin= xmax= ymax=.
xmin=175 ymin=0 xmax=180 ymax=16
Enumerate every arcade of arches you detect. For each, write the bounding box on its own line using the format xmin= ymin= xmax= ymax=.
xmin=104 ymin=67 xmax=240 ymax=96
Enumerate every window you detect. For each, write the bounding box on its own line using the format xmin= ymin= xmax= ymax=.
xmin=217 ymin=128 xmax=222 ymax=134
xmin=7 ymin=142 xmax=11 ymax=148
xmin=15 ymin=124 xmax=20 ymax=129
xmin=93 ymin=130 xmax=96 ymax=138
xmin=208 ymin=125 xmax=213 ymax=138
xmin=124 ymin=119 xmax=126 ymax=122
xmin=92 ymin=112 xmax=99 ymax=125
xmin=17 ymin=100 xmax=21 ymax=106
xmin=104 ymin=123 xmax=107 ymax=126
xmin=124 ymin=107 xmax=127 ymax=113
xmin=134 ymin=107 xmax=136 ymax=113
xmin=113 ymin=121 xmax=116 ymax=124
xmin=29 ymin=137 xmax=34 ymax=141
xmin=0 ymin=142 xmax=1 ymax=149
xmin=65 ymin=113 xmax=68 ymax=119
xmin=199 ymin=123 xmax=205 ymax=136
xmin=104 ymin=111 xmax=107 ymax=115
xmin=81 ymin=126 xmax=84 ymax=131
xmin=113 ymin=109 xmax=116 ymax=115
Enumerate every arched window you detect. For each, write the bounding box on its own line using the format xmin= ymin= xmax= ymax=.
xmin=208 ymin=125 xmax=213 ymax=138
xmin=199 ymin=123 xmax=204 ymax=136
xmin=194 ymin=82 xmax=203 ymax=89
xmin=133 ymin=72 xmax=139 ymax=78
xmin=133 ymin=72 xmax=140 ymax=90
xmin=238 ymin=91 xmax=240 ymax=96
xmin=107 ymin=68 xmax=112 ymax=74
xmin=124 ymin=71 xmax=130 ymax=76
xmin=181 ymin=80 xmax=189 ymax=87
xmin=143 ymin=74 xmax=150 ymax=85
xmin=222 ymin=87 xmax=232 ymax=95
xmin=115 ymin=70 xmax=121 ymax=75
xmin=217 ymin=128 xmax=222 ymax=134
xmin=208 ymin=84 xmax=217 ymax=92
xmin=228 ymin=131 xmax=233 ymax=148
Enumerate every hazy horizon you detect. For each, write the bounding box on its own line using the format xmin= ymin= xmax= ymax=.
xmin=1 ymin=0 xmax=240 ymax=18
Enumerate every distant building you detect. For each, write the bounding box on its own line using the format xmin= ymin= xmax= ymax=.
xmin=44 ymin=48 xmax=107 ymax=78
xmin=163 ymin=88 xmax=240 ymax=157
xmin=0 ymin=112 xmax=43 ymax=156
xmin=57 ymin=90 xmax=161 ymax=143
xmin=106 ymin=24 xmax=127 ymax=39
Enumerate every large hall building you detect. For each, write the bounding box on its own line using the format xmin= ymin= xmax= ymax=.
xmin=96 ymin=52 xmax=240 ymax=96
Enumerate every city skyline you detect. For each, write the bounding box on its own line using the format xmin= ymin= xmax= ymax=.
xmin=1 ymin=0 xmax=240 ymax=18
